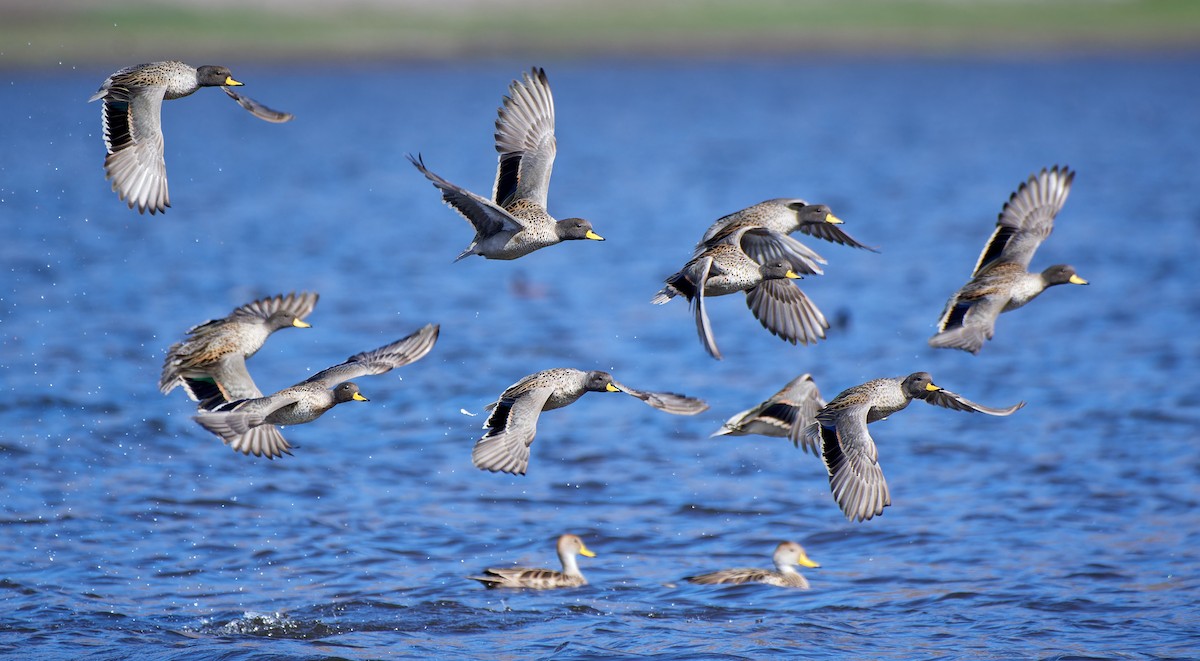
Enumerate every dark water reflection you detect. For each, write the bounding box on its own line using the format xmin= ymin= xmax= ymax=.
xmin=1 ymin=57 xmax=1199 ymax=658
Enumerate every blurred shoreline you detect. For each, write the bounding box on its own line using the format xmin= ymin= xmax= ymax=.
xmin=3 ymin=0 xmax=1199 ymax=69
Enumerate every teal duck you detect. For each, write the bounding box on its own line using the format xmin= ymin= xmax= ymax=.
xmin=711 ymin=373 xmax=825 ymax=447
xmin=408 ymin=67 xmax=602 ymax=260
xmin=930 ymin=166 xmax=1088 ymax=353
xmin=653 ymin=237 xmax=829 ymax=359
xmin=801 ymin=372 xmax=1024 ymax=521
xmin=468 ymin=534 xmax=596 ymax=589
xmin=160 ymin=292 xmax=318 ymax=410
xmin=90 ymin=61 xmax=293 ymax=214
xmin=684 ymin=541 xmax=819 ymax=588
xmin=699 ymin=198 xmax=875 ymax=275
xmin=473 ymin=368 xmax=708 ymax=475
xmin=193 ymin=324 xmax=439 ymax=458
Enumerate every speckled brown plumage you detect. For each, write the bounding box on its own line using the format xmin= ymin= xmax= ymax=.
xmin=653 ymin=238 xmax=829 ymax=359
xmin=472 ymin=368 xmax=708 ymax=475
xmin=698 ymin=198 xmax=875 ymax=275
xmin=930 ymin=166 xmax=1088 ymax=353
xmin=684 ymin=541 xmax=819 ymax=588
xmin=192 ymin=324 xmax=439 ymax=459
xmin=90 ymin=61 xmax=293 ymax=214
xmin=712 ymin=373 xmax=825 ymax=447
xmin=468 ymin=534 xmax=596 ymax=590
xmin=160 ymin=292 xmax=318 ymax=410
xmin=801 ymin=372 xmax=1024 ymax=522
xmin=408 ymin=68 xmax=602 ymax=260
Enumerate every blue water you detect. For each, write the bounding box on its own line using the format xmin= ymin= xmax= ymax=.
xmin=2 ymin=57 xmax=1199 ymax=659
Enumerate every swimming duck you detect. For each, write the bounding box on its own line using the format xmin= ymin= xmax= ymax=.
xmin=711 ymin=373 xmax=825 ymax=447
xmin=468 ymin=534 xmax=596 ymax=589
xmin=192 ymin=324 xmax=439 ymax=458
xmin=801 ymin=372 xmax=1024 ymax=521
xmin=653 ymin=238 xmax=829 ymax=359
xmin=90 ymin=61 xmax=293 ymax=214
xmin=408 ymin=67 xmax=602 ymax=260
xmin=472 ymin=368 xmax=708 ymax=475
xmin=160 ymin=292 xmax=318 ymax=410
xmin=684 ymin=541 xmax=819 ymax=588
xmin=929 ymin=166 xmax=1088 ymax=354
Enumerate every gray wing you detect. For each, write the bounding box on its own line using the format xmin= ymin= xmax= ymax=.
xmin=798 ymin=421 xmax=823 ymax=456
xmin=192 ymin=409 xmax=294 ymax=459
xmin=472 ymin=385 xmax=556 ymax=475
xmin=202 ymin=357 xmax=264 ymax=403
xmin=409 ymin=153 xmax=526 ymax=236
xmin=303 ymin=324 xmax=439 ymax=389
xmin=922 ymin=388 xmax=1025 ymax=416
xmin=611 ymin=380 xmax=709 ymax=415
xmin=704 ymin=225 xmax=825 ymax=276
xmin=714 ymin=374 xmax=824 ymax=447
xmin=928 ymin=282 xmax=1006 ymax=354
xmin=689 ymin=256 xmax=722 ymax=360
xmin=801 ymin=224 xmax=878 ymax=251
xmin=818 ymin=406 xmax=891 ymax=522
xmin=743 ymin=279 xmax=829 ymax=346
xmin=101 ymin=84 xmax=170 ymax=214
xmin=738 ymin=228 xmax=826 ymax=276
xmin=222 ymin=86 xmax=294 ymax=123
xmin=796 ymin=219 xmax=878 ymax=252
xmin=492 ymin=67 xmax=556 ymax=208
xmin=973 ymin=165 xmax=1075 ymax=274
xmin=229 ymin=291 xmax=319 ymax=323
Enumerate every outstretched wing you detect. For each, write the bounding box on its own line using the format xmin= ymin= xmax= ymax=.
xmin=303 ymin=324 xmax=439 ymax=389
xmin=192 ymin=409 xmax=294 ymax=459
xmin=922 ymin=388 xmax=1025 ymax=416
xmin=785 ymin=201 xmax=878 ymax=251
xmin=222 ymin=86 xmax=294 ymax=123
xmin=493 ymin=67 xmax=557 ymax=208
xmin=611 ymin=380 xmax=709 ymax=415
xmin=818 ymin=408 xmax=891 ymax=522
xmin=713 ymin=374 xmax=824 ymax=447
xmin=689 ymin=256 xmax=722 ymax=359
xmin=973 ymin=165 xmax=1074 ymax=274
xmin=227 ymin=291 xmax=319 ymax=323
xmin=471 ymin=386 xmax=556 ymax=475
xmin=195 ymin=355 xmax=264 ymax=407
xmin=101 ymin=84 xmax=170 ymax=214
xmin=409 ymin=154 xmax=527 ymax=235
xmin=743 ymin=279 xmax=829 ymax=346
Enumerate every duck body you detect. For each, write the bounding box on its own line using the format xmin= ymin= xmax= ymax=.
xmin=91 ymin=61 xmax=291 ymax=214
xmin=160 ymin=292 xmax=318 ymax=408
xmin=802 ymin=372 xmax=1024 ymax=522
xmin=472 ymin=368 xmax=707 ymax=475
xmin=697 ymin=198 xmax=874 ymax=274
xmin=930 ymin=166 xmax=1087 ymax=354
xmin=685 ymin=541 xmax=819 ymax=589
xmin=713 ymin=373 xmax=825 ymax=446
xmin=654 ymin=240 xmax=827 ymax=359
xmin=469 ymin=534 xmax=595 ymax=590
xmin=409 ymin=68 xmax=601 ymax=260
xmin=192 ymin=324 xmax=439 ymax=458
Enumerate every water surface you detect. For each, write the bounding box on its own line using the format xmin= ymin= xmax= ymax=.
xmin=1 ymin=57 xmax=1198 ymax=659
